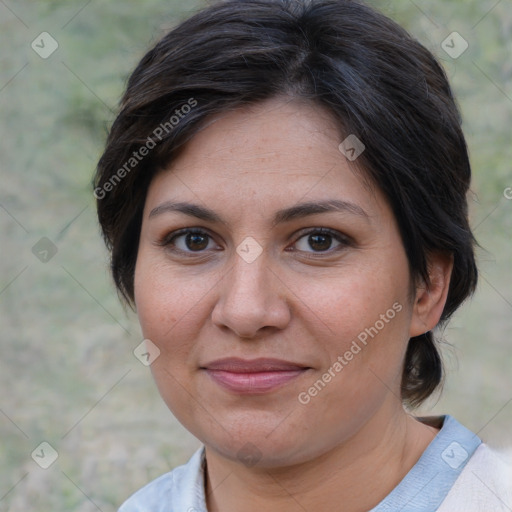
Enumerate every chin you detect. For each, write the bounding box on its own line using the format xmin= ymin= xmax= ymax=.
xmin=198 ymin=418 xmax=318 ymax=468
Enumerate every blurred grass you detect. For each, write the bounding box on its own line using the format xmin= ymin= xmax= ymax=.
xmin=1 ymin=0 xmax=511 ymax=510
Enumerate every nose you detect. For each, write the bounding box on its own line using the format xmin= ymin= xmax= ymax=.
xmin=211 ymin=250 xmax=291 ymax=339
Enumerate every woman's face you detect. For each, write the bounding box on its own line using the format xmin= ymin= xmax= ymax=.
xmin=134 ymin=97 xmax=428 ymax=467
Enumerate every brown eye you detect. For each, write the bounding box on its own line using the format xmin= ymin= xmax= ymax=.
xmin=307 ymin=233 xmax=333 ymax=251
xmin=293 ymin=228 xmax=349 ymax=254
xmin=162 ymin=229 xmax=218 ymax=254
xmin=184 ymin=232 xmax=209 ymax=251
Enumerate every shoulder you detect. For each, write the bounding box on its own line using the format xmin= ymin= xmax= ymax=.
xmin=438 ymin=444 xmax=512 ymax=512
xmin=118 ymin=446 xmax=206 ymax=512
xmin=118 ymin=471 xmax=175 ymax=512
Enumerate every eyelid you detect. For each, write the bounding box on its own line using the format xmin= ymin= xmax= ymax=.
xmin=157 ymin=227 xmax=211 ymax=245
xmin=292 ymin=226 xmax=352 ymax=242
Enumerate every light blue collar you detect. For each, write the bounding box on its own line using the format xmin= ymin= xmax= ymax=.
xmin=119 ymin=415 xmax=481 ymax=512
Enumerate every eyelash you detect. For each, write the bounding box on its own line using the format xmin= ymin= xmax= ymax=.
xmin=158 ymin=227 xmax=352 ymax=257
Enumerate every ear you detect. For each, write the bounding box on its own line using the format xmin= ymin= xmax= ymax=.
xmin=409 ymin=252 xmax=454 ymax=338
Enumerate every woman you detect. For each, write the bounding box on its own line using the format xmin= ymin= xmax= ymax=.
xmin=94 ymin=0 xmax=511 ymax=510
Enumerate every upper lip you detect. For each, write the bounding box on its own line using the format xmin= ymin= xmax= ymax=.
xmin=201 ymin=357 xmax=310 ymax=373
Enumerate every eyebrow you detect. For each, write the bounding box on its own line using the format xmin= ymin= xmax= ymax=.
xmin=148 ymin=199 xmax=370 ymax=225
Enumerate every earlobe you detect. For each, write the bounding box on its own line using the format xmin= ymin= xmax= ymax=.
xmin=409 ymin=253 xmax=453 ymax=338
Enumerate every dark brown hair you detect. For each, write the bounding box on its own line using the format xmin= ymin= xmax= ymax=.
xmin=94 ymin=0 xmax=478 ymax=407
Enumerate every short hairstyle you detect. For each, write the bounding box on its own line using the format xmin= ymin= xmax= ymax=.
xmin=94 ymin=0 xmax=478 ymax=407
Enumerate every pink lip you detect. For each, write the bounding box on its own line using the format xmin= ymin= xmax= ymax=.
xmin=202 ymin=357 xmax=310 ymax=394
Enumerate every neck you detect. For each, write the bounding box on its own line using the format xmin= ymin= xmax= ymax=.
xmin=204 ymin=405 xmax=439 ymax=512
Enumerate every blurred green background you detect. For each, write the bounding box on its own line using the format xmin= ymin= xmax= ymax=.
xmin=1 ymin=0 xmax=511 ymax=510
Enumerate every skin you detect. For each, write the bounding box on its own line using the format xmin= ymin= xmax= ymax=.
xmin=134 ymin=97 xmax=453 ymax=512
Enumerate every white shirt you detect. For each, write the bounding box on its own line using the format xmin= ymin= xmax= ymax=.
xmin=118 ymin=415 xmax=512 ymax=511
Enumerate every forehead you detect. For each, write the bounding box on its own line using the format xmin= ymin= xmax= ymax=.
xmin=145 ymin=97 xmax=384 ymax=222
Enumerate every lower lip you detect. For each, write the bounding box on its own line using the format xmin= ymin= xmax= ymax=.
xmin=204 ymin=369 xmax=307 ymax=394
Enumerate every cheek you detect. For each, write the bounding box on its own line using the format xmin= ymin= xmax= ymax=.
xmin=133 ymin=253 xmax=218 ymax=365
xmin=303 ymin=266 xmax=409 ymax=344
xmin=133 ymin=256 xmax=211 ymax=429
xmin=302 ymin=263 xmax=412 ymax=401
xmin=135 ymin=252 xmax=188 ymax=333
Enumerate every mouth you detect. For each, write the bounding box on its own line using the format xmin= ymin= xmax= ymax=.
xmin=200 ymin=357 xmax=311 ymax=394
